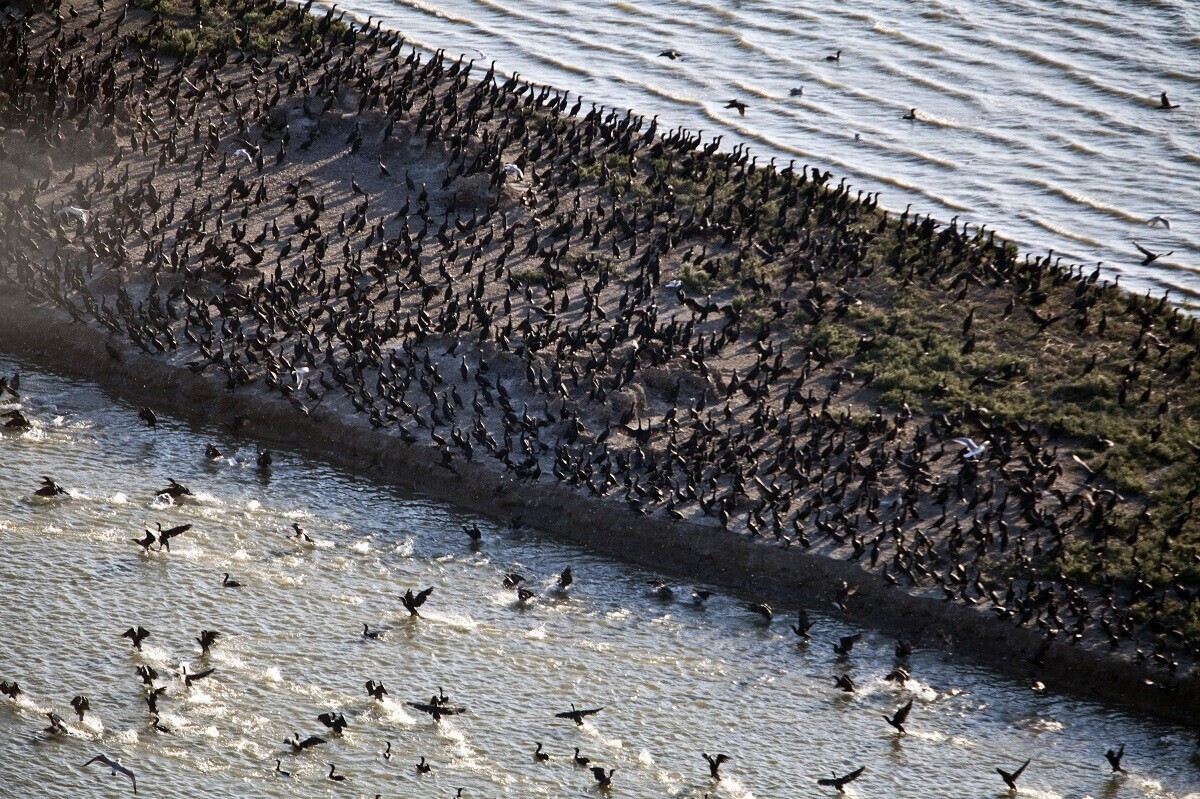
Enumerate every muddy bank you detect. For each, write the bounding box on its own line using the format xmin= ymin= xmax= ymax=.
xmin=2 ymin=293 xmax=1194 ymax=722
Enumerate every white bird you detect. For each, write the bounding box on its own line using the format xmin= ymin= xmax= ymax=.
xmin=952 ymin=437 xmax=988 ymax=460
xmin=83 ymin=754 xmax=137 ymax=794
xmin=233 ymin=148 xmax=254 ymax=163
xmin=293 ymin=366 xmax=311 ymax=391
xmin=1147 ymin=215 xmax=1171 ymax=230
xmin=58 ymin=206 xmax=90 ymax=224
xmin=665 ymin=279 xmax=682 ymax=289
xmin=503 ymin=163 xmax=524 ymax=181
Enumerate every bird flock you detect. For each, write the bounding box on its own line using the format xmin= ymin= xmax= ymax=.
xmin=0 ymin=0 xmax=1199 ymax=748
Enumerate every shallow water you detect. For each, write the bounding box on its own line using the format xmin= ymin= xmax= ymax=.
xmin=2 ymin=358 xmax=1200 ymax=796
xmin=326 ymin=0 xmax=1200 ymax=307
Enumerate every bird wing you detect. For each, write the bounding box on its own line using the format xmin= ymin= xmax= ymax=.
xmin=160 ymin=523 xmax=192 ymax=539
xmin=301 ymin=735 xmax=326 ymax=748
xmin=1132 ymin=240 xmax=1154 ymax=258
xmin=894 ymin=698 xmax=913 ymax=724
xmin=407 ymin=701 xmax=439 ymax=715
xmin=1013 ymin=759 xmax=1030 ymax=779
xmin=413 ymin=587 xmax=435 ymax=606
xmin=951 ymin=437 xmax=977 ymax=449
xmin=590 ymin=766 xmax=607 ymax=780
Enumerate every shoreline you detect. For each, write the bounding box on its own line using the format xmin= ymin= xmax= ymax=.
xmin=3 ymin=294 xmax=1196 ymax=722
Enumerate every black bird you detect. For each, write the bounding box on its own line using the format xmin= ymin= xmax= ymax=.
xmin=150 ymin=715 xmax=172 ymax=734
xmin=131 ymin=530 xmax=156 ymax=552
xmin=659 ymin=49 xmax=682 ymax=59
xmin=895 ymin=639 xmax=913 ymax=658
xmin=724 ymin=99 xmax=747 ymax=116
xmin=818 ymin=766 xmax=864 ymax=793
xmin=138 ymin=407 xmax=157 ymax=427
xmin=901 ymin=107 xmax=917 ymax=120
xmin=503 ymin=573 xmax=525 ymax=589
xmin=287 ymin=733 xmax=327 ymax=752
xmin=70 ymin=695 xmax=90 ymax=722
xmin=0 ymin=680 xmax=22 ymax=699
xmin=591 ymin=766 xmax=615 ymax=788
xmin=745 ymin=602 xmax=772 ymax=622
xmin=402 ymin=587 xmax=435 ymax=616
xmin=196 ymin=630 xmax=220 ymax=655
xmin=883 ymin=698 xmax=913 ymax=733
xmin=122 ymin=627 xmax=150 ymax=650
xmin=221 ymin=573 xmax=242 ymax=588
xmin=1105 ymin=744 xmax=1126 ymax=773
xmin=825 ymin=49 xmax=842 ymax=61
xmin=157 ymin=479 xmax=192 ymax=501
xmin=463 ymin=523 xmax=483 ymax=543
xmin=182 ymin=664 xmax=216 ymax=687
xmin=1160 ymin=91 xmax=1179 ymax=109
xmin=833 ymin=633 xmax=862 ymax=657
xmin=273 ymin=759 xmax=291 ymax=777
xmin=416 ymin=756 xmax=432 ymax=774
xmin=556 ymin=703 xmax=603 ymax=725
xmin=792 ymin=609 xmax=814 ymax=640
xmin=156 ymin=523 xmax=192 ymax=551
xmin=407 ymin=700 xmax=465 ymax=722
xmin=362 ymin=623 xmax=386 ymax=640
xmin=327 ymin=763 xmax=347 ymax=782
xmin=703 ymin=752 xmax=730 ymax=779
xmin=45 ymin=712 xmax=69 ymax=735
xmin=834 ymin=674 xmax=856 ymax=693
xmin=383 ymin=741 xmax=392 ymax=760
xmin=996 ymin=759 xmax=1030 ymax=790
xmin=534 ymin=741 xmax=550 ymax=761
xmin=35 ymin=476 xmax=68 ymax=497
xmin=1132 ymin=240 xmax=1172 ymax=266
xmin=318 ymin=712 xmax=349 ymax=733
xmin=366 ymin=680 xmax=388 ymax=700
xmin=557 ymin=567 xmax=573 ymax=590
xmin=573 ymin=747 xmax=590 ymax=766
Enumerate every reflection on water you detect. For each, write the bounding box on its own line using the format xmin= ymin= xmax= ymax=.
xmin=0 ymin=353 xmax=1198 ymax=797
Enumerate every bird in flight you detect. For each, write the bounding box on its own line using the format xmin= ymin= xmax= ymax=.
xmin=724 ymin=99 xmax=748 ymax=116
xmin=703 ymin=752 xmax=730 ymax=779
xmin=996 ymin=759 xmax=1030 ymax=790
xmin=1105 ymin=744 xmax=1126 ymax=773
xmin=658 ymin=49 xmax=682 ymax=59
xmin=818 ymin=765 xmax=864 ymax=793
xmin=952 ymin=437 xmax=988 ymax=460
xmin=402 ymin=587 xmax=435 ymax=616
xmin=883 ymin=698 xmax=913 ymax=734
xmin=556 ymin=703 xmax=603 ymax=725
xmin=83 ymin=754 xmax=137 ymax=794
xmin=1132 ymin=240 xmax=1173 ymax=266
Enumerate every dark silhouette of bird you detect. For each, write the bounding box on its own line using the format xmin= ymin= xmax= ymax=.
xmin=326 ymin=763 xmax=347 ymax=782
xmin=138 ymin=408 xmax=157 ymax=427
xmin=366 ymin=680 xmax=388 ymax=700
xmin=534 ymin=741 xmax=550 ymax=761
xmin=195 ymin=629 xmax=220 ymax=655
xmin=591 ymin=766 xmax=615 ymax=788
xmin=287 ymin=733 xmax=327 ymax=752
xmin=273 ymin=759 xmax=291 ymax=777
xmin=318 ymin=712 xmax=349 ymax=733
xmin=745 ymin=602 xmax=772 ymax=622
xmin=825 ymin=49 xmax=842 ymax=62
xmin=156 ymin=523 xmax=192 ymax=551
xmin=407 ymin=700 xmax=465 ymax=722
xmin=45 ymin=711 xmax=69 ymax=735
xmin=658 ymin=49 xmax=681 ymax=59
xmin=1132 ymin=240 xmax=1172 ymax=266
xmin=818 ymin=766 xmax=864 ymax=793
xmin=834 ymin=674 xmax=856 ymax=692
xmin=556 ymin=703 xmax=603 ymax=725
xmin=463 ymin=523 xmax=482 ymax=543
xmin=883 ymin=698 xmax=913 ymax=733
xmin=416 ymin=756 xmax=432 ymax=774
xmin=557 ymin=567 xmax=573 ymax=590
xmin=402 ymin=587 xmax=435 ymax=616
xmin=1105 ymin=744 xmax=1126 ymax=773
xmin=703 ymin=752 xmax=730 ymax=779
xmin=833 ymin=633 xmax=862 ymax=656
xmin=902 ymin=108 xmax=917 ymax=120
xmin=724 ymin=99 xmax=747 ymax=116
xmin=182 ymin=664 xmax=216 ymax=687
xmin=70 ymin=695 xmax=90 ymax=721
xmin=122 ymin=627 xmax=150 ymax=650
xmin=35 ymin=476 xmax=67 ymax=497
xmin=1160 ymin=91 xmax=1179 ymax=109
xmin=792 ymin=609 xmax=814 ymax=639
xmin=996 ymin=759 xmax=1030 ymax=790
xmin=221 ymin=573 xmax=242 ymax=588
xmin=156 ymin=479 xmax=192 ymax=501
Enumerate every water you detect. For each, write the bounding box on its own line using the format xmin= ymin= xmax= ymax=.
xmin=2 ymin=358 xmax=1200 ymax=797
xmin=324 ymin=0 xmax=1200 ymax=307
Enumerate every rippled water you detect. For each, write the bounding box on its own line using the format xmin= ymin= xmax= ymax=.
xmin=2 ymin=359 xmax=1200 ymax=797
xmin=325 ymin=0 xmax=1200 ymax=306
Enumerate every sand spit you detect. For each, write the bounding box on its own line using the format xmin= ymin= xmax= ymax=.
xmin=0 ymin=0 xmax=1198 ymax=719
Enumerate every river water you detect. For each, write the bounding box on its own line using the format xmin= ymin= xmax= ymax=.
xmin=325 ymin=0 xmax=1200 ymax=307
xmin=1 ymin=358 xmax=1199 ymax=795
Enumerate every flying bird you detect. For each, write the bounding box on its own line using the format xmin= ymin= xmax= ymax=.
xmin=996 ymin=759 xmax=1030 ymax=790
xmin=556 ymin=703 xmax=603 ymax=725
xmin=818 ymin=766 xmax=864 ymax=793
xmin=883 ymin=698 xmax=913 ymax=733
xmin=402 ymin=587 xmax=435 ymax=616
xmin=83 ymin=754 xmax=137 ymax=794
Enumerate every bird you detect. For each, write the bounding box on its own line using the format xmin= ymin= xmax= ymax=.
xmin=818 ymin=766 xmax=864 ymax=793
xmin=1160 ymin=91 xmax=1179 ymax=109
xmin=156 ymin=523 xmax=192 ymax=551
xmin=825 ymin=49 xmax=842 ymax=62
xmin=0 ymin=680 xmax=21 ymax=699
xmin=195 ymin=629 xmax=220 ymax=655
xmin=951 ymin=437 xmax=988 ymax=460
xmin=83 ymin=754 xmax=137 ymax=794
xmin=1147 ymin=215 xmax=1171 ymax=230
xmin=327 ymin=763 xmax=348 ymax=782
xmin=745 ymin=602 xmax=772 ymax=622
xmin=792 ymin=609 xmax=814 ymax=639
xmin=534 ymin=741 xmax=550 ymax=761
xmin=406 ymin=700 xmax=466 ymax=722
xmin=996 ymin=759 xmax=1030 ymax=790
xmin=138 ymin=407 xmax=157 ymax=427
xmin=156 ymin=479 xmax=192 ymax=501
xmin=591 ymin=766 xmax=615 ymax=788
xmin=703 ymin=752 xmax=730 ymax=779
xmin=221 ymin=573 xmax=242 ymax=588
xmin=503 ymin=163 xmax=524 ymax=181
xmin=834 ymin=674 xmax=856 ymax=692
xmin=790 ymin=86 xmax=804 ymax=97
xmin=1132 ymin=240 xmax=1172 ymax=265
xmin=365 ymin=680 xmax=388 ymax=700
xmin=149 ymin=715 xmax=172 ymax=734
xmin=383 ymin=741 xmax=392 ymax=760
xmin=883 ymin=698 xmax=913 ymax=733
xmin=182 ymin=663 xmax=216 ymax=687
xmin=724 ymin=99 xmax=747 ymax=116
xmin=463 ymin=523 xmax=482 ymax=543
xmin=287 ymin=733 xmax=327 ymax=752
xmin=122 ymin=626 xmax=150 ymax=650
xmin=273 ymin=759 xmax=291 ymax=777
xmin=557 ymin=567 xmax=574 ymax=590
xmin=556 ymin=703 xmax=603 ymax=725
xmin=35 ymin=476 xmax=68 ymax=497
xmin=416 ymin=756 xmax=432 ymax=774
xmin=573 ymin=747 xmax=591 ymax=766
xmin=402 ymin=587 xmax=435 ymax=616
xmin=658 ymin=49 xmax=682 ymax=59
xmin=362 ymin=623 xmax=386 ymax=639
xmin=503 ymin=573 xmax=525 ymax=589
xmin=318 ymin=712 xmax=349 ymax=734
xmin=1105 ymin=744 xmax=1126 ymax=773
xmin=45 ymin=711 xmax=70 ymax=735
xmin=901 ymin=108 xmax=917 ymax=120
xmin=833 ymin=633 xmax=862 ymax=656
xmin=70 ymin=695 xmax=90 ymax=721
xmin=58 ymin=206 xmax=91 ymax=225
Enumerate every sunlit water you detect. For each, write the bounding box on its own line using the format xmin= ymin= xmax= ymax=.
xmin=326 ymin=0 xmax=1200 ymax=306
xmin=1 ymin=354 xmax=1199 ymax=797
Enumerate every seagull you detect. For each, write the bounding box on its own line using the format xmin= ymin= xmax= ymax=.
xmin=233 ymin=148 xmax=254 ymax=163
xmin=58 ymin=206 xmax=90 ymax=224
xmin=1147 ymin=215 xmax=1171 ymax=230
xmin=1160 ymin=91 xmax=1179 ymax=109
xmin=556 ymin=703 xmax=603 ymax=725
xmin=503 ymin=163 xmax=524 ymax=181
xmin=658 ymin=49 xmax=682 ymax=59
xmin=996 ymin=759 xmax=1030 ymax=790
xmin=83 ymin=754 xmax=137 ymax=793
xmin=724 ymin=99 xmax=747 ymax=116
xmin=951 ymin=437 xmax=988 ymax=460
xmin=818 ymin=766 xmax=863 ymax=793
xmin=1132 ymin=240 xmax=1172 ymax=265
